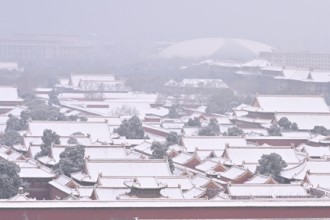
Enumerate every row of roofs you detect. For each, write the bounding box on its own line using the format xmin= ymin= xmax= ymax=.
xmin=3 ymin=142 xmax=330 ymax=201
xmin=198 ymin=59 xmax=330 ymax=83
xmin=1 ymin=86 xmax=330 ymax=202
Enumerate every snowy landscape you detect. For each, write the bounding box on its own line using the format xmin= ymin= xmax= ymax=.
xmin=1 ymin=1 xmax=330 ymax=219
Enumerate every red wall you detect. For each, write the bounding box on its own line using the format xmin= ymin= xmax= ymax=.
xmin=2 ymin=206 xmax=330 ymax=220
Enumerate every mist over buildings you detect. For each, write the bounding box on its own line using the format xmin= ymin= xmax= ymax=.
xmin=1 ymin=0 xmax=330 ymax=54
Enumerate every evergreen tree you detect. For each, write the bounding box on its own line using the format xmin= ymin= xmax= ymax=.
xmin=206 ymin=90 xmax=237 ymax=114
xmin=291 ymin=122 xmax=298 ymax=131
xmin=19 ymin=111 xmax=29 ymax=130
xmin=48 ymin=89 xmax=60 ymax=106
xmin=150 ymin=141 xmax=175 ymax=173
xmin=35 ymin=129 xmax=60 ymax=159
xmin=67 ymin=137 xmax=79 ymax=145
xmin=278 ymin=117 xmax=292 ymax=130
xmin=0 ymin=159 xmax=23 ymax=199
xmin=186 ymin=117 xmax=201 ymax=127
xmin=166 ymin=132 xmax=180 ymax=146
xmin=58 ymin=146 xmax=85 ymax=176
xmin=5 ymin=116 xmax=23 ymax=131
xmin=225 ymin=126 xmax=244 ymax=136
xmin=198 ymin=126 xmax=214 ymax=136
xmin=267 ymin=125 xmax=282 ymax=136
xmin=312 ymin=126 xmax=329 ymax=136
xmin=115 ymin=116 xmax=145 ymax=139
xmin=209 ymin=118 xmax=220 ymax=135
xmin=0 ymin=130 xmax=23 ymax=147
xmin=255 ymin=153 xmax=287 ymax=183
xmin=198 ymin=118 xmax=220 ymax=136
xmin=278 ymin=117 xmax=299 ymax=131
xmin=168 ymin=105 xmax=180 ymax=118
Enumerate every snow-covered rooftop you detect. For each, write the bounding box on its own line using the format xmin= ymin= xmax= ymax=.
xmin=182 ymin=136 xmax=247 ymax=152
xmin=227 ymin=184 xmax=309 ymax=198
xmin=254 ymin=95 xmax=329 ymax=113
xmin=28 ymin=121 xmax=112 ymax=143
xmin=0 ymin=87 xmax=23 ymax=102
xmin=275 ymin=113 xmax=330 ymax=130
xmin=224 ymin=146 xmax=304 ymax=165
xmin=281 ymin=159 xmax=330 ymax=180
xmin=85 ymin=159 xmax=172 ymax=178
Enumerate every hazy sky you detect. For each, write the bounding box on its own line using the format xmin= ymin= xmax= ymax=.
xmin=1 ymin=0 xmax=329 ymax=52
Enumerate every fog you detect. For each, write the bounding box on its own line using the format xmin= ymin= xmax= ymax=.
xmin=1 ymin=0 xmax=330 ymax=52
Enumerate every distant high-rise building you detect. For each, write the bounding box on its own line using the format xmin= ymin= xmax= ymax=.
xmin=260 ymin=51 xmax=330 ymax=70
xmin=0 ymin=34 xmax=93 ymax=62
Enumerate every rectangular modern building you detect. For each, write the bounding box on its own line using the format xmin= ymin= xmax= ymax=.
xmin=260 ymin=51 xmax=330 ymax=70
xmin=0 ymin=34 xmax=93 ymax=62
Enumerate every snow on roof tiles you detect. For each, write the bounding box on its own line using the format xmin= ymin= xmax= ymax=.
xmin=220 ymin=166 xmax=250 ymax=180
xmin=302 ymin=145 xmax=330 ymax=158
xmin=183 ymin=187 xmax=206 ymax=199
xmin=16 ymin=160 xmax=55 ymax=179
xmin=85 ymin=159 xmax=172 ymax=178
xmin=195 ymin=160 xmax=221 ymax=173
xmin=224 ymin=146 xmax=304 ymax=165
xmin=161 ymin=188 xmax=184 ymax=199
xmin=182 ymin=136 xmax=247 ymax=152
xmin=94 ymin=188 xmax=129 ymax=201
xmin=28 ymin=121 xmax=112 ymax=143
xmin=52 ymin=145 xmax=127 ymax=162
xmin=305 ymin=173 xmax=330 ymax=189
xmin=275 ymin=113 xmax=330 ymax=130
xmin=281 ymin=159 xmax=330 ymax=180
xmin=172 ymin=152 xmax=197 ymax=165
xmin=245 ymin=173 xmax=277 ymax=184
xmin=255 ymin=95 xmax=329 ymax=113
xmin=227 ymin=184 xmax=309 ymax=198
xmin=0 ymin=87 xmax=22 ymax=102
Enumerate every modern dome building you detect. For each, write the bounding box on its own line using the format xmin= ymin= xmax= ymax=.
xmin=159 ymin=38 xmax=275 ymax=61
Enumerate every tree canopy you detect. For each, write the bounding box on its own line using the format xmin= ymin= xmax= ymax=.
xmin=0 ymin=159 xmax=23 ymax=199
xmin=35 ymin=129 xmax=60 ymax=159
xmin=278 ymin=117 xmax=298 ymax=131
xmin=311 ymin=126 xmax=329 ymax=136
xmin=0 ymin=130 xmax=23 ymax=147
xmin=166 ymin=132 xmax=180 ymax=146
xmin=205 ymin=90 xmax=238 ymax=114
xmin=114 ymin=116 xmax=145 ymax=139
xmin=48 ymin=89 xmax=60 ymax=106
xmin=198 ymin=118 xmax=220 ymax=136
xmin=267 ymin=125 xmax=282 ymax=136
xmin=186 ymin=117 xmax=201 ymax=127
xmin=67 ymin=137 xmax=79 ymax=145
xmin=5 ymin=117 xmax=23 ymax=132
xmin=255 ymin=153 xmax=287 ymax=183
xmin=150 ymin=141 xmax=175 ymax=173
xmin=168 ymin=105 xmax=180 ymax=119
xmin=225 ymin=126 xmax=244 ymax=136
xmin=57 ymin=146 xmax=85 ymax=176
xmin=22 ymin=94 xmax=76 ymax=121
